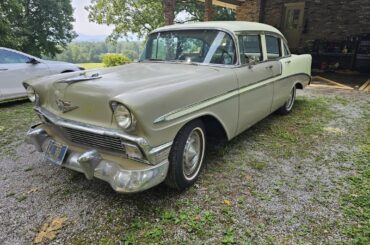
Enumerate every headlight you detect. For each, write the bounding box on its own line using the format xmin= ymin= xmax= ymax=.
xmin=111 ymin=102 xmax=135 ymax=130
xmin=26 ymin=85 xmax=38 ymax=103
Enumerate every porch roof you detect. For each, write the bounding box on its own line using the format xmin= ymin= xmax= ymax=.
xmin=198 ymin=0 xmax=245 ymax=10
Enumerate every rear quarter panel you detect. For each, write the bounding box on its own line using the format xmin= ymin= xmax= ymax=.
xmin=271 ymin=54 xmax=312 ymax=111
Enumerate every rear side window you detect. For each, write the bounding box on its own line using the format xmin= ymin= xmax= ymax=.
xmin=266 ymin=35 xmax=281 ymax=60
xmin=238 ymin=35 xmax=262 ymax=64
xmin=0 ymin=49 xmax=30 ymax=64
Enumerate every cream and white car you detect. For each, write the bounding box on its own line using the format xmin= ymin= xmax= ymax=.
xmin=24 ymin=21 xmax=312 ymax=193
xmin=0 ymin=47 xmax=83 ymax=101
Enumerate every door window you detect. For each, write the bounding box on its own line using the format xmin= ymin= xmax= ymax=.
xmin=265 ymin=35 xmax=281 ymax=60
xmin=0 ymin=49 xmax=30 ymax=64
xmin=209 ymin=33 xmax=236 ymax=65
xmin=238 ymin=35 xmax=262 ymax=64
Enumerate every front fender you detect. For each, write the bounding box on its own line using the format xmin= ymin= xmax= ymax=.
xmin=113 ymin=68 xmax=239 ymax=147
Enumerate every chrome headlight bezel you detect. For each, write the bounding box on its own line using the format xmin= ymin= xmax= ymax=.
xmin=24 ymin=84 xmax=39 ymax=104
xmin=111 ymin=102 xmax=136 ymax=130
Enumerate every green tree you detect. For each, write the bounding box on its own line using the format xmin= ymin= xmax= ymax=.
xmin=176 ymin=0 xmax=235 ymax=22
xmin=0 ymin=0 xmax=76 ymax=57
xmin=49 ymin=41 xmax=143 ymax=63
xmin=87 ymin=0 xmax=164 ymax=41
xmin=87 ymin=0 xmax=235 ymax=42
xmin=0 ymin=0 xmax=24 ymax=48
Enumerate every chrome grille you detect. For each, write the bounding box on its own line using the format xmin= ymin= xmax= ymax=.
xmin=62 ymin=127 xmax=126 ymax=154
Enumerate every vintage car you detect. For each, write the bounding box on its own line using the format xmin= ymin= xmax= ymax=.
xmin=24 ymin=21 xmax=312 ymax=193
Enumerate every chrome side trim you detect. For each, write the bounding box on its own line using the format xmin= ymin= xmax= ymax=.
xmin=154 ymin=73 xmax=310 ymax=124
xmin=154 ymin=89 xmax=238 ymax=124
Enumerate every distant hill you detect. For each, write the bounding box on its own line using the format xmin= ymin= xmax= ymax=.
xmin=74 ymin=33 xmax=140 ymax=42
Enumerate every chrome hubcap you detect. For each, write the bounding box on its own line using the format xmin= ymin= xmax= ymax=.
xmin=182 ymin=128 xmax=204 ymax=180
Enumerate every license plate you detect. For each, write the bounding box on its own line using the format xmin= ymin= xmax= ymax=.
xmin=44 ymin=140 xmax=68 ymax=165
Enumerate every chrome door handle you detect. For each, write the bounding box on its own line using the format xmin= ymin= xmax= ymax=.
xmin=285 ymin=60 xmax=291 ymax=64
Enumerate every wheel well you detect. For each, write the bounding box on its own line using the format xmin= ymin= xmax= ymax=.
xmin=199 ymin=115 xmax=228 ymax=143
xmin=61 ymin=70 xmax=74 ymax=73
xmin=295 ymin=82 xmax=303 ymax=89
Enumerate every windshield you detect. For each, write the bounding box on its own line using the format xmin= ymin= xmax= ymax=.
xmin=140 ymin=30 xmax=237 ymax=65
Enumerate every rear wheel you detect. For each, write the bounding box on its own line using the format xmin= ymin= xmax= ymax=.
xmin=278 ymin=86 xmax=296 ymax=115
xmin=165 ymin=120 xmax=206 ymax=190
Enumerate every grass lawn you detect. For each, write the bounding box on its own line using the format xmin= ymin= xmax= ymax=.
xmin=78 ymin=63 xmax=105 ymax=70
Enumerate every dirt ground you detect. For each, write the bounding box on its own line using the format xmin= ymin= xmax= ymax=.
xmin=0 ymin=86 xmax=369 ymax=244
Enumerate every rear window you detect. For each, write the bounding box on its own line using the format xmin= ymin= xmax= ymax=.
xmin=266 ymin=35 xmax=281 ymax=60
xmin=283 ymin=42 xmax=291 ymax=56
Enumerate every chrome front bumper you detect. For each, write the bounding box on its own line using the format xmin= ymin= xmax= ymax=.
xmin=25 ymin=124 xmax=170 ymax=193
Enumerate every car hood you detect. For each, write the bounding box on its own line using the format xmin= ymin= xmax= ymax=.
xmin=33 ymin=62 xmax=225 ymax=128
xmin=58 ymin=62 xmax=220 ymax=96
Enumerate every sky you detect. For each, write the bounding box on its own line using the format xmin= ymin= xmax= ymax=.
xmin=71 ymin=0 xmax=191 ymax=40
xmin=72 ymin=0 xmax=114 ymax=37
xmin=72 ymin=0 xmax=189 ymax=36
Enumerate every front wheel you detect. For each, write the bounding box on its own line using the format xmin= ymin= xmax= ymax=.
xmin=277 ymin=86 xmax=296 ymax=115
xmin=165 ymin=120 xmax=206 ymax=190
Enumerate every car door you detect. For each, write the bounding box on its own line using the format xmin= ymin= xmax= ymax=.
xmin=271 ymin=38 xmax=296 ymax=111
xmin=234 ymin=33 xmax=280 ymax=134
xmin=0 ymin=49 xmax=50 ymax=100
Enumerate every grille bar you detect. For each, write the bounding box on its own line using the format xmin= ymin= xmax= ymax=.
xmin=61 ymin=127 xmax=127 ymax=155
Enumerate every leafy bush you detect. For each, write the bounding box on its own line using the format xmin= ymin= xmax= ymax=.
xmin=102 ymin=53 xmax=131 ymax=67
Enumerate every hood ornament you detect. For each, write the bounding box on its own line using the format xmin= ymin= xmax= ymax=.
xmin=56 ymin=72 xmax=101 ymax=85
xmin=56 ymin=99 xmax=78 ymax=113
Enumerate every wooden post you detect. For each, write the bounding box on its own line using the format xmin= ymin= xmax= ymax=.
xmin=163 ymin=0 xmax=176 ymax=25
xmin=204 ymin=0 xmax=213 ymax=21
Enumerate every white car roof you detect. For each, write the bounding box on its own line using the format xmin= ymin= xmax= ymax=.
xmin=152 ymin=21 xmax=284 ymax=37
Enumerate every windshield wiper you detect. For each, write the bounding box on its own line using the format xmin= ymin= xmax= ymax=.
xmin=147 ymin=58 xmax=165 ymax=61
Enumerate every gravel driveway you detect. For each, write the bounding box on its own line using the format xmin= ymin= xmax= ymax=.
xmin=0 ymin=86 xmax=369 ymax=244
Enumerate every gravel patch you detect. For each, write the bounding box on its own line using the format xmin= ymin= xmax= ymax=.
xmin=0 ymin=86 xmax=369 ymax=244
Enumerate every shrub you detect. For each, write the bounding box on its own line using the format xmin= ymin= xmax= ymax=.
xmin=102 ymin=53 xmax=131 ymax=67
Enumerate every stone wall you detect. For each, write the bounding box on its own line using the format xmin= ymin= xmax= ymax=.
xmin=236 ymin=0 xmax=370 ymax=48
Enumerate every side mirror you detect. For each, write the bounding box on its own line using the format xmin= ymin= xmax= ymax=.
xmin=27 ymin=58 xmax=40 ymax=65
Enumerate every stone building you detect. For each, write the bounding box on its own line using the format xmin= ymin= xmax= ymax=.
xmin=202 ymin=0 xmax=370 ymax=50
